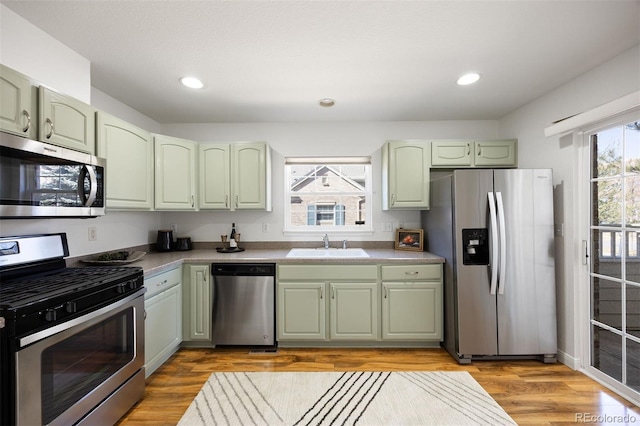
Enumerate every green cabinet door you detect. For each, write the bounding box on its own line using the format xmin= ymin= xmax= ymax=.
xmin=232 ymin=142 xmax=270 ymax=210
xmin=97 ymin=112 xmax=153 ymax=210
xmin=0 ymin=65 xmax=36 ymax=139
xmin=154 ymin=134 xmax=197 ymax=210
xmin=183 ymin=265 xmax=211 ymax=341
xmin=431 ymin=140 xmax=473 ymax=167
xmin=39 ymin=86 xmax=96 ymax=154
xmin=383 ymin=140 xmax=430 ymax=210
xmin=382 ymin=282 xmax=443 ymax=340
xmin=199 ymin=143 xmax=231 ymax=209
xmin=330 ymin=283 xmax=379 ymax=340
xmin=277 ymin=282 xmax=326 ymax=340
xmin=474 ymin=139 xmax=517 ymax=167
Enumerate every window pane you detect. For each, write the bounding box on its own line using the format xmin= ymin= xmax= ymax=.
xmin=594 ymin=180 xmax=622 ymax=225
xmin=286 ymin=161 xmax=371 ymax=230
xmin=594 ymin=127 xmax=623 ymax=178
xmin=592 ymin=277 xmax=621 ymax=329
xmin=626 ymin=338 xmax=640 ymax=391
xmin=592 ymin=325 xmax=622 ymax=382
xmin=627 ymin=284 xmax=640 ymax=338
xmin=625 ymin=121 xmax=640 ymax=175
xmin=626 ymin=175 xmax=640 ymax=227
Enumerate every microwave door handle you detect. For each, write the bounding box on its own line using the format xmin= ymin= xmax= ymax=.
xmin=77 ymin=165 xmax=97 ymax=207
xmin=488 ymin=192 xmax=499 ymax=295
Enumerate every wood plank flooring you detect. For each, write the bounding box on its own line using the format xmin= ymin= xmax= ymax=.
xmin=117 ymin=347 xmax=640 ymax=425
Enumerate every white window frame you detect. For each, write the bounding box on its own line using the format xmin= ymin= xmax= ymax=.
xmin=283 ymin=157 xmax=373 ymax=235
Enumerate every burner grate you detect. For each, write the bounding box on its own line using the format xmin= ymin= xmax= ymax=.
xmin=0 ymin=266 xmax=142 ymax=308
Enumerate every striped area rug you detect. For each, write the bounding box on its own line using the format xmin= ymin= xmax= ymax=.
xmin=177 ymin=371 xmax=516 ymax=425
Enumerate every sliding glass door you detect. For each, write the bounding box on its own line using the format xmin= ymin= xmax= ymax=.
xmin=588 ymin=117 xmax=640 ymax=396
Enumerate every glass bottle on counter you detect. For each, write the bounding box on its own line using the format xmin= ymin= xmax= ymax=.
xmin=229 ymin=223 xmax=237 ymax=248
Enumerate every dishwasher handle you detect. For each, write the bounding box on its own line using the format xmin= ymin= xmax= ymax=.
xmin=211 ymin=263 xmax=276 ymax=276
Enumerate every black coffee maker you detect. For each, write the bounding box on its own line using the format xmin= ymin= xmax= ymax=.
xmin=156 ymin=229 xmax=173 ymax=251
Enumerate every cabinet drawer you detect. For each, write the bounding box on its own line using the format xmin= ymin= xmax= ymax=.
xmin=381 ymin=264 xmax=441 ymax=281
xmin=278 ymin=265 xmax=378 ymax=281
xmin=145 ymin=267 xmax=182 ymax=298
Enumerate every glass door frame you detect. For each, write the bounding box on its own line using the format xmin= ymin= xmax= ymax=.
xmin=578 ymin=109 xmax=640 ymax=406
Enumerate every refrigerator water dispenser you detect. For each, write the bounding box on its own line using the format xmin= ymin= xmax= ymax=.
xmin=462 ymin=228 xmax=489 ymax=265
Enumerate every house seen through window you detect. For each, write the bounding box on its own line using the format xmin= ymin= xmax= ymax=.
xmin=285 ymin=158 xmax=372 ymax=232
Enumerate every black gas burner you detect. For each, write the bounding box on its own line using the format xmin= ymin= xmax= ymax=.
xmin=0 ymin=266 xmax=143 ymax=308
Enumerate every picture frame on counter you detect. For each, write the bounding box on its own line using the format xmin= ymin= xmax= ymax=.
xmin=394 ymin=228 xmax=424 ymax=251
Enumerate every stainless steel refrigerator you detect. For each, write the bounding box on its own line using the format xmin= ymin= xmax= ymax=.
xmin=422 ymin=169 xmax=557 ymax=364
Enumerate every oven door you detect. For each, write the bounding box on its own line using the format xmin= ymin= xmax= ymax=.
xmin=15 ymin=291 xmax=144 ymax=426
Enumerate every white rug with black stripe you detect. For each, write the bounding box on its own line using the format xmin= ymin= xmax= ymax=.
xmin=177 ymin=371 xmax=516 ymax=425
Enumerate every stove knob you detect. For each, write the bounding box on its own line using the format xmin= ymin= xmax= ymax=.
xmin=44 ymin=308 xmax=57 ymax=322
xmin=128 ymin=279 xmax=138 ymax=290
xmin=116 ymin=283 xmax=127 ymax=294
xmin=66 ymin=301 xmax=77 ymax=314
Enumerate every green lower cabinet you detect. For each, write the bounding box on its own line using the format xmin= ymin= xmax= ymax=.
xmin=277 ymin=282 xmax=326 ymax=340
xmin=381 ymin=282 xmax=442 ymax=340
xmin=330 ymin=283 xmax=379 ymax=340
xmin=182 ymin=264 xmax=212 ymax=341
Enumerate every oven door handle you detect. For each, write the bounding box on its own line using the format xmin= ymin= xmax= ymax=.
xmin=18 ymin=290 xmax=144 ymax=348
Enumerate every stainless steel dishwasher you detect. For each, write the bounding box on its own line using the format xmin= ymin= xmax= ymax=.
xmin=211 ymin=263 xmax=276 ymax=346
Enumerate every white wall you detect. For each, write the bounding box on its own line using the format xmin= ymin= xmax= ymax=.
xmin=0 ymin=5 xmax=90 ymax=102
xmin=498 ymin=44 xmax=640 ymax=366
xmin=158 ymin=121 xmax=500 ymax=242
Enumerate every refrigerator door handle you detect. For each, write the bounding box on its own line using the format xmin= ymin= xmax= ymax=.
xmin=496 ymin=191 xmax=507 ymax=295
xmin=488 ymin=192 xmax=499 ymax=295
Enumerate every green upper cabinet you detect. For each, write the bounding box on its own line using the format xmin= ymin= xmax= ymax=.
xmin=431 ymin=139 xmax=517 ymax=168
xmin=430 ymin=140 xmax=473 ymax=167
xmin=199 ymin=141 xmax=271 ymax=211
xmin=154 ymin=134 xmax=197 ymax=210
xmin=38 ymin=86 xmax=96 ymax=154
xmin=0 ymin=65 xmax=36 ymax=139
xmin=232 ymin=142 xmax=271 ymax=210
xmin=382 ymin=140 xmax=431 ymax=210
xmin=97 ymin=112 xmax=153 ymax=210
xmin=473 ymin=139 xmax=517 ymax=167
xmin=198 ymin=143 xmax=231 ymax=209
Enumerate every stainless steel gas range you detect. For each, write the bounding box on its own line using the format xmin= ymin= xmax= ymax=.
xmin=0 ymin=233 xmax=146 ymax=426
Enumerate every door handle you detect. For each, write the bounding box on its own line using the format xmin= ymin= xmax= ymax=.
xmin=488 ymin=192 xmax=498 ymax=295
xmin=496 ymin=192 xmax=507 ymax=295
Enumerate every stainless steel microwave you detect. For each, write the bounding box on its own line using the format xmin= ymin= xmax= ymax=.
xmin=0 ymin=132 xmax=105 ymax=218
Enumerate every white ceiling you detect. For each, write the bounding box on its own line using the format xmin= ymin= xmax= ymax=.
xmin=3 ymin=0 xmax=639 ymax=124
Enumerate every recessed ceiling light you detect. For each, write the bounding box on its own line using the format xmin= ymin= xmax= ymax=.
xmin=318 ymin=98 xmax=336 ymax=107
xmin=179 ymin=76 xmax=204 ymax=89
xmin=457 ymin=73 xmax=481 ymax=86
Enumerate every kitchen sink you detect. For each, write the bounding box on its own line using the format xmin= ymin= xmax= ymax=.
xmin=286 ymin=248 xmax=370 ymax=258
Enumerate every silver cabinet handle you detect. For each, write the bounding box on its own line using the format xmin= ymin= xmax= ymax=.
xmin=319 ymin=287 xmax=323 ymax=299
xmin=404 ymin=271 xmax=419 ymax=275
xmin=225 ymin=195 xmax=229 ymax=207
xmin=156 ymin=279 xmax=168 ymax=288
xmin=22 ymin=110 xmax=31 ymax=132
xmin=191 ymin=195 xmax=194 ymax=208
xmin=235 ymin=195 xmax=239 ymax=208
xmin=477 ymin=144 xmax=482 ymax=156
xmin=391 ymin=193 xmax=395 ymax=206
xmin=467 ymin=142 xmax=470 ymax=155
xmin=384 ymin=285 xmax=388 ymax=299
xmin=45 ymin=118 xmax=54 ymax=139
xmin=331 ymin=286 xmax=335 ymax=299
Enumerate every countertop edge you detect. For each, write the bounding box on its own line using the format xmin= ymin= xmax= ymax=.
xmin=114 ymin=249 xmax=445 ymax=277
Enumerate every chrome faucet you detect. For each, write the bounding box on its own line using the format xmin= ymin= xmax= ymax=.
xmin=323 ymin=233 xmax=330 ymax=249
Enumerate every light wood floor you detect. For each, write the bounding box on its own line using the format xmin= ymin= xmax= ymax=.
xmin=117 ymin=347 xmax=640 ymax=425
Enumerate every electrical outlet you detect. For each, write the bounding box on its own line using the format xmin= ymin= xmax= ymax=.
xmin=262 ymin=223 xmax=270 ymax=232
xmin=88 ymin=227 xmax=97 ymax=241
xmin=170 ymin=223 xmax=178 ymax=235
xmin=383 ymin=223 xmax=393 ymax=232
